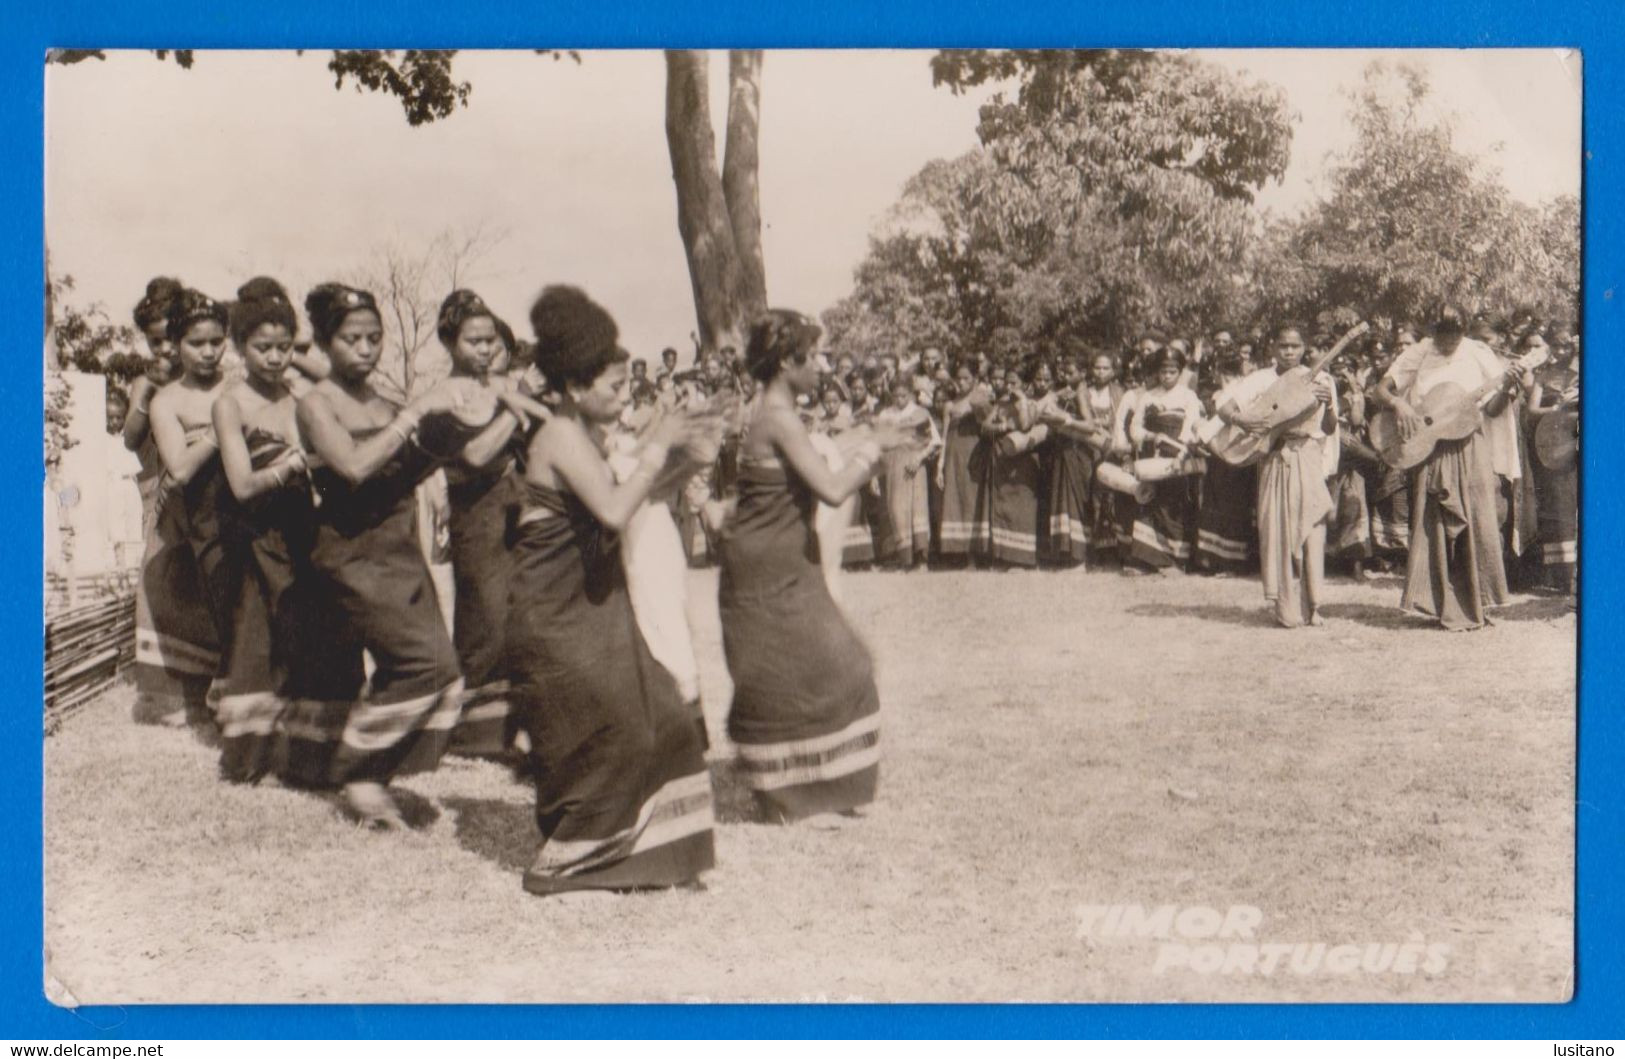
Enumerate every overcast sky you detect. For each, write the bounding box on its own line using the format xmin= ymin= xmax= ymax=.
xmin=46 ymin=49 xmax=1580 ymax=361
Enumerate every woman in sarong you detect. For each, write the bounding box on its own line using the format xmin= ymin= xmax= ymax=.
xmin=508 ymin=286 xmax=715 ymax=894
xmin=420 ymin=290 xmax=539 ymax=757
xmin=874 ymin=382 xmax=940 ymax=568
xmin=134 ymin=288 xmax=231 ymax=727
xmin=294 ymin=283 xmax=467 ymax=826
xmin=208 ymin=278 xmax=330 ymax=782
xmin=1216 ymin=326 xmax=1340 ymax=627
xmin=123 ymin=278 xmax=183 ymax=540
xmin=1523 ymin=331 xmax=1578 ymax=596
xmin=1194 ymin=356 xmax=1258 ymax=575
xmin=936 ymin=364 xmax=990 ymax=565
xmin=1374 ymin=307 xmax=1527 ymax=630
xmin=1034 ymin=359 xmax=1102 ymax=567
xmin=1076 ymin=353 xmax=1127 ymax=563
xmin=720 ymin=309 xmax=909 ymax=824
xmin=1323 ymin=357 xmax=1374 ymax=574
xmin=1126 ymin=348 xmax=1203 ymax=574
xmin=976 ymin=368 xmax=1049 ymax=568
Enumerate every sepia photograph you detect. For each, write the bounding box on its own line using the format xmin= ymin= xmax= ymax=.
xmin=41 ymin=47 xmax=1579 ymax=1005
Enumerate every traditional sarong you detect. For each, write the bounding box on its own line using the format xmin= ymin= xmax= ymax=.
xmin=444 ymin=466 xmax=519 ymax=756
xmin=210 ymin=430 xmax=346 ymax=782
xmin=1367 ymin=463 xmax=1411 ymax=555
xmin=1257 ymin=437 xmax=1333 ymax=627
xmin=1528 ymin=412 xmax=1578 ymax=591
xmin=132 ymin=426 xmax=222 ymax=725
xmin=841 ymin=485 xmax=879 ymax=568
xmin=977 ymin=433 xmax=1041 ymax=567
xmin=1044 ymin=437 xmax=1094 ymax=565
xmin=877 ymin=449 xmax=930 ymax=566
xmin=1401 ymin=432 xmax=1509 ymax=630
xmin=300 ymin=433 xmax=463 ymax=786
xmin=936 ymin=414 xmax=985 ymax=559
xmin=1325 ymin=467 xmax=1372 ymax=560
xmin=721 ymin=457 xmax=882 ymax=822
xmin=1128 ymin=410 xmax=1198 ymax=570
xmin=508 ymin=481 xmax=715 ymax=894
xmin=1195 ymin=458 xmax=1256 ymax=573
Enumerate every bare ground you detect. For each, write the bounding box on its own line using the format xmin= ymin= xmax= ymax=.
xmin=43 ymin=567 xmax=1575 ymax=1004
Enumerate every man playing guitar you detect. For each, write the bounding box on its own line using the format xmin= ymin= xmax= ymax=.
xmin=1371 ymin=305 xmax=1533 ymax=630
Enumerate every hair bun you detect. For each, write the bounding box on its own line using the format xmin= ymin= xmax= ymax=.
xmin=237 ymin=276 xmax=290 ymax=306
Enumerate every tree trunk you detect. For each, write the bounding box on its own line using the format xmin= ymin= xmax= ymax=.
xmin=664 ymin=50 xmax=748 ymax=356
xmin=724 ymin=50 xmax=767 ymax=327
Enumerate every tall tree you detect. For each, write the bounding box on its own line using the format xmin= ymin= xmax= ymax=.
xmin=48 ymin=49 xmax=770 ymax=358
xmin=1256 ymin=61 xmax=1579 ymax=331
xmin=829 ymin=50 xmax=1294 ymax=361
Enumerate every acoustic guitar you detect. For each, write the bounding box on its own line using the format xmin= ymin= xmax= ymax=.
xmin=1202 ymin=322 xmax=1369 ymax=466
xmin=1534 ymin=405 xmax=1578 ymax=472
xmin=1367 ymin=346 xmax=1550 ymax=471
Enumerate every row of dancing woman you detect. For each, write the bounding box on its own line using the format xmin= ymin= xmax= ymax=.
xmin=125 ymin=274 xmax=912 ymax=895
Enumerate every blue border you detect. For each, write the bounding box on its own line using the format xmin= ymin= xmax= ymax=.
xmin=10 ymin=0 xmax=1618 ymax=1039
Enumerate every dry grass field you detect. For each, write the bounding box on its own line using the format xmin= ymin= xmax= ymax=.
xmin=43 ymin=567 xmax=1575 ymax=1004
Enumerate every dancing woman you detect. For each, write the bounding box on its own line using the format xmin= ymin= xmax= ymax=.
xmin=208 ymin=278 xmax=322 ymax=781
xmin=133 ymin=288 xmax=231 ymax=726
xmin=123 ymin=278 xmax=184 ymax=539
xmin=421 ymin=290 xmax=538 ymax=756
xmin=508 ymin=286 xmax=716 ymax=895
xmin=294 ymin=283 xmax=467 ymax=826
xmin=720 ymin=309 xmax=908 ymax=824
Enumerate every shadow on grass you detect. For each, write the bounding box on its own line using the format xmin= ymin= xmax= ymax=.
xmin=1125 ymin=602 xmax=1278 ymax=628
xmin=1317 ymin=603 xmax=1434 ymax=630
xmin=442 ymin=796 xmax=534 ymax=872
xmin=1491 ymin=596 xmax=1576 ymax=623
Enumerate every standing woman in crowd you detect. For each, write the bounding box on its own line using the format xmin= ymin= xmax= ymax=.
xmin=1216 ymin=325 xmax=1339 ymax=627
xmin=1524 ymin=330 xmax=1578 ymax=597
xmin=1076 ymin=352 xmax=1127 ymax=562
xmin=294 ymin=283 xmax=466 ymax=826
xmin=124 ymin=278 xmax=184 ymax=539
xmin=934 ymin=362 xmax=989 ymax=565
xmin=874 ymin=381 xmax=940 ymax=568
xmin=1125 ymin=348 xmax=1202 ymax=573
xmin=506 ymin=286 xmax=715 ymax=894
xmin=419 ymin=290 xmax=538 ymax=757
xmin=133 ymin=288 xmax=231 ymax=727
xmin=721 ymin=310 xmax=909 ymax=824
xmin=977 ymin=366 xmax=1049 ymax=567
xmin=1033 ymin=358 xmax=1095 ymax=567
xmin=208 ymin=278 xmax=323 ymax=781
xmin=1374 ymin=307 xmax=1526 ymax=630
xmin=1322 ymin=353 xmax=1374 ymax=576
xmin=1194 ymin=353 xmax=1258 ymax=576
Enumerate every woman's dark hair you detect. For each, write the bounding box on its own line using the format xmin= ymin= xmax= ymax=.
xmin=304 ymin=283 xmax=380 ymax=349
xmin=1270 ymin=323 xmax=1306 ymax=346
xmin=133 ymin=277 xmax=184 ymax=332
xmin=106 ymin=386 xmax=130 ymax=410
xmin=493 ymin=315 xmax=517 ymax=355
xmin=436 ymin=288 xmax=496 ymax=348
xmin=528 ymin=285 xmax=626 ymax=391
xmin=1151 ymin=346 xmax=1187 ymax=373
xmin=165 ymin=288 xmax=230 ymax=344
xmin=229 ymin=276 xmax=298 ymax=347
xmin=1430 ymin=305 xmax=1468 ymax=338
xmin=744 ymin=309 xmax=822 ymax=383
xmin=1515 ymin=328 xmax=1549 ymax=353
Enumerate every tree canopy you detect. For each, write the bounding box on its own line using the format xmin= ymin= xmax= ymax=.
xmin=827 ymin=53 xmax=1578 ymax=365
